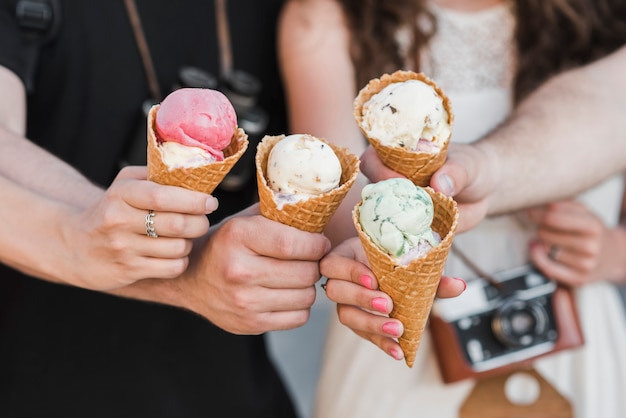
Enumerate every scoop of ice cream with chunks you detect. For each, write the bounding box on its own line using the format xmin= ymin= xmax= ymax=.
xmin=360 ymin=79 xmax=450 ymax=153
xmin=266 ymin=134 xmax=342 ymax=207
xmin=359 ymin=178 xmax=441 ymax=265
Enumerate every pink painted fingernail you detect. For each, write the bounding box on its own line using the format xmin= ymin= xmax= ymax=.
xmin=389 ymin=348 xmax=404 ymax=360
xmin=359 ymin=275 xmax=373 ymax=289
xmin=371 ymin=298 xmax=388 ymax=313
xmin=382 ymin=321 xmax=400 ymax=336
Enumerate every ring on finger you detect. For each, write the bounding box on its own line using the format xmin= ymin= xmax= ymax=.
xmin=146 ymin=210 xmax=158 ymax=238
xmin=548 ymin=244 xmax=560 ymax=261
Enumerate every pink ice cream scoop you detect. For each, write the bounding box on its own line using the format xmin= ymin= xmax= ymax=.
xmin=155 ymin=88 xmax=237 ymax=161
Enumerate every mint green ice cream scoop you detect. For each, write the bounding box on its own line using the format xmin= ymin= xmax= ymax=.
xmin=359 ymin=178 xmax=440 ymax=261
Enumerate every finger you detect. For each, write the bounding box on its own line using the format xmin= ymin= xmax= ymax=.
xmin=118 ymin=255 xmax=191 ymax=283
xmin=134 ymin=209 xmax=210 ymax=239
xmin=436 ymin=276 xmax=466 ymax=298
xmin=529 ymin=242 xmax=586 ymax=286
xmin=540 ymin=208 xmax=595 ymax=235
xmin=240 ymin=286 xmax=318 ymax=314
xmin=359 ymin=146 xmax=405 ymax=183
xmin=320 ymin=241 xmax=378 ymax=290
xmin=337 ymin=304 xmax=403 ymax=338
xmin=241 ymin=216 xmax=331 ymax=261
xmin=255 ymin=309 xmax=313 ymax=332
xmin=117 ymin=179 xmax=219 ymax=215
xmin=536 ymin=226 xmax=601 ymax=259
xmin=254 ymin=260 xmax=323 ymax=289
xmin=324 ymin=278 xmax=393 ymax=314
xmin=353 ymin=328 xmax=405 ymax=361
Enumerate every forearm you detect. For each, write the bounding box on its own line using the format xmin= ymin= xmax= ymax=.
xmin=477 ymin=46 xmax=626 ymax=215
xmin=0 ymin=174 xmax=87 ymax=284
xmin=0 ymin=66 xmax=102 ymax=210
xmin=0 ymin=127 xmax=103 ymax=210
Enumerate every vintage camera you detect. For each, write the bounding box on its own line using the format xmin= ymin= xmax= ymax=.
xmin=120 ymin=67 xmax=268 ymax=192
xmin=430 ymin=265 xmax=584 ymax=383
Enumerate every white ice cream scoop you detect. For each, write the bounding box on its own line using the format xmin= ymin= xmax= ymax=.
xmin=266 ymin=134 xmax=342 ymax=196
xmin=360 ymin=79 xmax=451 ymax=152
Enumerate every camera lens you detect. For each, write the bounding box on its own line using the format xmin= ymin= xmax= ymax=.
xmin=221 ymin=70 xmax=262 ymax=111
xmin=176 ymin=67 xmax=218 ymax=89
xmin=492 ymin=297 xmax=549 ymax=348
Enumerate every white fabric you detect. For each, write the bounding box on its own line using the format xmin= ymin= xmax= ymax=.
xmin=315 ymin=3 xmax=626 ymax=417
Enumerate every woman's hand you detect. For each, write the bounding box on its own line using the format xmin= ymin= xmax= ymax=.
xmin=320 ymin=237 xmax=466 ymax=361
xmin=528 ymin=199 xmax=626 ymax=286
xmin=63 ymin=166 xmax=218 ymax=290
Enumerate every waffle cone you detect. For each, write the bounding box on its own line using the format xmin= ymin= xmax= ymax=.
xmin=147 ymin=105 xmax=249 ymax=194
xmin=352 ymin=187 xmax=458 ymax=367
xmin=256 ymin=135 xmax=360 ymax=233
xmin=353 ymin=70 xmax=453 ymax=186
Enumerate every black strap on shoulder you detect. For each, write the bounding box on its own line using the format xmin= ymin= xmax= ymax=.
xmin=15 ymin=0 xmax=61 ymax=92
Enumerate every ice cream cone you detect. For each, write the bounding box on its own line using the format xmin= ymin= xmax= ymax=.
xmin=353 ymin=70 xmax=453 ymax=187
xmin=256 ymin=134 xmax=360 ymax=233
xmin=352 ymin=187 xmax=458 ymax=367
xmin=147 ymin=104 xmax=249 ymax=194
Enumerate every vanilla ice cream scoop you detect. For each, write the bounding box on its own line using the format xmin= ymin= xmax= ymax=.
xmin=266 ymin=134 xmax=342 ymax=196
xmin=359 ymin=178 xmax=440 ymax=263
xmin=360 ymin=79 xmax=451 ymax=152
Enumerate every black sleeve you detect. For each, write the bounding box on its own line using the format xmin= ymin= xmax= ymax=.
xmin=0 ymin=0 xmax=34 ymax=88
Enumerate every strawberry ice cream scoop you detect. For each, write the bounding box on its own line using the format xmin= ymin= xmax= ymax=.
xmin=155 ymin=88 xmax=237 ymax=161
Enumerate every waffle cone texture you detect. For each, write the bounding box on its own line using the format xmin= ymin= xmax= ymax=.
xmin=147 ymin=105 xmax=249 ymax=194
xmin=352 ymin=187 xmax=458 ymax=367
xmin=256 ymin=134 xmax=360 ymax=233
xmin=353 ymin=70 xmax=454 ymax=187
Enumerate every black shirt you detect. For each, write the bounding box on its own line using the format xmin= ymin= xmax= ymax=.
xmin=0 ymin=1 xmax=295 ymax=417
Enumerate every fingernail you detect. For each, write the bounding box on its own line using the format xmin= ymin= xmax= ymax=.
xmin=454 ymin=277 xmax=467 ymax=291
xmin=371 ymin=298 xmax=389 ymax=313
xmin=389 ymin=348 xmax=404 ymax=360
xmin=382 ymin=321 xmax=401 ymax=336
xmin=205 ymin=196 xmax=219 ymax=213
xmin=438 ymin=173 xmax=455 ymax=196
xmin=359 ymin=275 xmax=373 ymax=289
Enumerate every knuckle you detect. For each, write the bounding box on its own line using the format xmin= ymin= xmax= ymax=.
xmin=167 ymin=215 xmax=187 ymax=236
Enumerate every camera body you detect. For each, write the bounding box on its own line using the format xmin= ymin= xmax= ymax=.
xmin=430 ymin=265 xmax=584 ymax=383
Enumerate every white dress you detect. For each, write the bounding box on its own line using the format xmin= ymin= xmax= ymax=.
xmin=315 ymin=3 xmax=626 ymax=418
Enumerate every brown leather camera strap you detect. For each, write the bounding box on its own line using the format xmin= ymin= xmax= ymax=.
xmin=451 ymin=212 xmax=532 ymax=289
xmin=123 ymin=0 xmax=161 ymax=101
xmin=451 ymin=244 xmax=503 ymax=290
xmin=123 ymin=0 xmax=232 ymax=101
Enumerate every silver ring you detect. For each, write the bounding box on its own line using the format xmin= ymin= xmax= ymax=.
xmin=548 ymin=245 xmax=559 ymax=261
xmin=146 ymin=210 xmax=158 ymax=238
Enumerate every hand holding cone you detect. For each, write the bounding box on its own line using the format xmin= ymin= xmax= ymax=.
xmin=353 ymin=186 xmax=458 ymax=367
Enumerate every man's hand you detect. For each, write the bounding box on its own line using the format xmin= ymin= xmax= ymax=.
xmin=175 ymin=205 xmax=332 ymax=334
xmin=320 ymin=237 xmax=466 ymax=361
xmin=361 ymin=144 xmax=497 ymax=233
